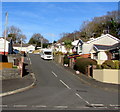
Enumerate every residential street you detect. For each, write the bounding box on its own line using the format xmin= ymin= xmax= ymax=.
xmin=2 ymin=54 xmax=119 ymax=110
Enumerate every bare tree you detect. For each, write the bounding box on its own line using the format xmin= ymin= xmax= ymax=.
xmin=3 ymin=25 xmax=26 ymax=43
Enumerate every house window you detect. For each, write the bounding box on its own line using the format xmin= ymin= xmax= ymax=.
xmin=93 ymin=53 xmax=98 ymax=60
xmin=79 ymin=45 xmax=82 ymax=53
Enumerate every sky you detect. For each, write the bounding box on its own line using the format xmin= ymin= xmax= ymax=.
xmin=1 ymin=2 xmax=118 ymax=43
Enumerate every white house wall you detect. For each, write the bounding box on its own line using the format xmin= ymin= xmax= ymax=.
xmin=13 ymin=45 xmax=35 ymax=53
xmin=0 ymin=38 xmax=9 ymax=53
xmin=88 ymin=35 xmax=119 ymax=45
xmin=27 ymin=45 xmax=35 ymax=52
xmin=82 ymin=34 xmax=119 ymax=54
xmin=98 ymin=51 xmax=108 ymax=60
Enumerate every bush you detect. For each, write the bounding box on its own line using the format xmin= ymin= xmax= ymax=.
xmin=101 ymin=60 xmax=115 ymax=69
xmin=63 ymin=55 xmax=69 ymax=65
xmin=74 ymin=58 xmax=97 ymax=74
xmin=114 ymin=60 xmax=120 ymax=69
xmin=96 ymin=64 xmax=102 ymax=69
xmin=55 ymin=52 xmax=64 ymax=55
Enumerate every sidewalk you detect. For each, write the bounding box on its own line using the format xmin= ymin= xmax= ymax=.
xmin=2 ymin=74 xmax=34 ymax=93
xmin=64 ymin=66 xmax=119 ymax=93
xmin=0 ymin=56 xmax=36 ymax=97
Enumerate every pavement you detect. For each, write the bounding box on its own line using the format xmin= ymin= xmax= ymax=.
xmin=63 ymin=65 xmax=120 ymax=93
xmin=0 ymin=56 xmax=119 ymax=97
xmin=0 ymin=55 xmax=36 ymax=97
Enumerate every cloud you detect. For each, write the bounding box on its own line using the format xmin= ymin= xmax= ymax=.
xmin=45 ymin=33 xmax=57 ymax=37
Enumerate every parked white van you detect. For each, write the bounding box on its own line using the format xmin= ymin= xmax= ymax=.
xmin=40 ymin=49 xmax=53 ymax=60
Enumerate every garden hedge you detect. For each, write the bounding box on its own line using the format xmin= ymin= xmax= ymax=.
xmin=74 ymin=58 xmax=97 ymax=74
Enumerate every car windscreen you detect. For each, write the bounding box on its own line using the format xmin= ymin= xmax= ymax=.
xmin=44 ymin=52 xmax=52 ymax=55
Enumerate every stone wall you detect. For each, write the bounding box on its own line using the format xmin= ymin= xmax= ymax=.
xmin=0 ymin=68 xmax=20 ymax=80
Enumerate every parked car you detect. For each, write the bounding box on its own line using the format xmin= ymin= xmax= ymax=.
xmin=28 ymin=50 xmax=33 ymax=53
xmin=13 ymin=49 xmax=19 ymax=54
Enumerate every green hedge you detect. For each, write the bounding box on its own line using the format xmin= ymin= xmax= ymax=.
xmin=101 ymin=60 xmax=120 ymax=69
xmin=74 ymin=58 xmax=97 ymax=74
xmin=63 ymin=55 xmax=69 ymax=65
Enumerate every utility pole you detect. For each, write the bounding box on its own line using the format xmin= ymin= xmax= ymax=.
xmin=20 ymin=36 xmax=22 ymax=52
xmin=40 ymin=38 xmax=43 ymax=49
xmin=4 ymin=12 xmax=8 ymax=55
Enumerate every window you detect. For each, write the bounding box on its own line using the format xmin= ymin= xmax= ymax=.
xmin=93 ymin=53 xmax=98 ymax=60
xmin=44 ymin=52 xmax=52 ymax=55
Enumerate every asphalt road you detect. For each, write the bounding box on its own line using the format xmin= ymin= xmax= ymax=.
xmin=2 ymin=54 xmax=119 ymax=111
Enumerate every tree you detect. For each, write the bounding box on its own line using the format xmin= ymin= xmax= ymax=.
xmin=79 ymin=11 xmax=120 ymax=39
xmin=3 ymin=25 xmax=26 ymax=43
xmin=64 ymin=40 xmax=72 ymax=53
xmin=17 ymin=34 xmax=26 ymax=44
xmin=28 ymin=33 xmax=49 ymax=47
xmin=58 ymin=10 xmax=119 ymax=44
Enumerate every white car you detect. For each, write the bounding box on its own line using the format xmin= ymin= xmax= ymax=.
xmin=40 ymin=49 xmax=53 ymax=60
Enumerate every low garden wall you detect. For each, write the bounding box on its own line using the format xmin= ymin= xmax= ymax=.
xmin=0 ymin=68 xmax=20 ymax=80
xmin=0 ymin=62 xmax=13 ymax=70
xmin=54 ymin=55 xmax=64 ymax=65
xmin=93 ymin=69 xmax=120 ymax=84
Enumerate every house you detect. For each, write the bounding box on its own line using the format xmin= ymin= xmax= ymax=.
xmin=0 ymin=38 xmax=10 ymax=55
xmin=74 ymin=34 xmax=120 ymax=59
xmin=52 ymin=42 xmax=72 ymax=54
xmin=72 ymin=39 xmax=83 ymax=54
xmin=91 ymin=42 xmax=120 ymax=61
xmin=54 ymin=43 xmax=67 ymax=53
xmin=82 ymin=34 xmax=120 ymax=55
xmin=13 ymin=44 xmax=36 ymax=53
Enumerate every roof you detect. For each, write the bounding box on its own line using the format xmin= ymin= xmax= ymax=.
xmin=0 ymin=38 xmax=9 ymax=43
xmin=110 ymin=42 xmax=120 ymax=50
xmin=94 ymin=44 xmax=112 ymax=51
xmin=13 ymin=44 xmax=36 ymax=47
xmin=72 ymin=39 xmax=83 ymax=46
xmin=87 ymin=34 xmax=120 ymax=44
xmin=94 ymin=42 xmax=120 ymax=51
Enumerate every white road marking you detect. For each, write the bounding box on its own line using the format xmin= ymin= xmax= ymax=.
xmin=75 ymin=93 xmax=90 ymax=105
xmin=91 ymin=104 xmax=104 ymax=107
xmin=75 ymin=93 xmax=83 ymax=99
xmin=32 ymin=105 xmax=47 ymax=108
xmin=60 ymin=80 xmax=71 ymax=89
xmin=52 ymin=71 xmax=58 ymax=77
xmin=29 ymin=58 xmax=32 ymax=65
xmin=54 ymin=106 xmax=68 ymax=108
xmin=13 ymin=105 xmax=27 ymax=107
xmin=110 ymin=104 xmax=120 ymax=107
xmin=0 ymin=105 xmax=8 ymax=107
xmin=76 ymin=106 xmax=90 ymax=109
xmin=115 ymin=107 xmax=119 ymax=109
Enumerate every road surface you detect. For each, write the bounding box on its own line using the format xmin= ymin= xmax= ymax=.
xmin=2 ymin=54 xmax=119 ymax=110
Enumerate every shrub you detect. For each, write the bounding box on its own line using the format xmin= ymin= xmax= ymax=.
xmin=96 ymin=64 xmax=102 ymax=69
xmin=113 ymin=60 xmax=120 ymax=69
xmin=101 ymin=60 xmax=115 ymax=69
xmin=63 ymin=55 xmax=69 ymax=65
xmin=74 ymin=58 xmax=97 ymax=74
xmin=55 ymin=52 xmax=64 ymax=55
